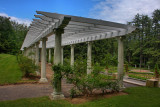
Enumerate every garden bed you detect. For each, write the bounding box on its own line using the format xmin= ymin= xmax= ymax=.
xmin=66 ymin=91 xmax=127 ymax=104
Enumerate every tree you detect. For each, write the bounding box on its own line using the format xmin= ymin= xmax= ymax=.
xmin=0 ymin=16 xmax=28 ymax=54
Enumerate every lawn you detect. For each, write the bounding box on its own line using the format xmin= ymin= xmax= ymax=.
xmin=0 ymin=54 xmax=22 ymax=85
xmin=128 ymin=73 xmax=154 ymax=80
xmin=0 ymin=87 xmax=160 ymax=107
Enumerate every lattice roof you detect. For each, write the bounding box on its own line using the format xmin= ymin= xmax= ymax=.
xmin=21 ymin=11 xmax=136 ymax=50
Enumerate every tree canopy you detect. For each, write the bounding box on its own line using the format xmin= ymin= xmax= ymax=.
xmin=0 ymin=16 xmax=28 ymax=54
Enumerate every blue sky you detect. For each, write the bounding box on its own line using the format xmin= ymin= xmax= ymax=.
xmin=0 ymin=0 xmax=160 ymax=26
xmin=0 ymin=0 xmax=98 ymax=19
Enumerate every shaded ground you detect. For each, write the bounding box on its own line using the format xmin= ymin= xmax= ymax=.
xmin=0 ymin=63 xmax=139 ymax=101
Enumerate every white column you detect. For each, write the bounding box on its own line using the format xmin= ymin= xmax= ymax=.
xmin=51 ymin=29 xmax=64 ymax=100
xmin=33 ymin=45 xmax=36 ymax=61
xmin=54 ymin=35 xmax=61 ymax=65
xmin=61 ymin=47 xmax=64 ymax=65
xmin=117 ymin=36 xmax=124 ymax=88
xmin=29 ymin=47 xmax=32 ymax=59
xmin=31 ymin=45 xmax=34 ymax=61
xmin=39 ymin=48 xmax=41 ymax=62
xmin=27 ymin=48 xmax=30 ymax=58
xmin=53 ymin=48 xmax=55 ymax=64
xmin=35 ymin=42 xmax=40 ymax=75
xmin=23 ymin=47 xmax=27 ymax=56
xmin=26 ymin=48 xmax=28 ymax=57
xmin=71 ymin=45 xmax=74 ymax=66
xmin=35 ymin=42 xmax=40 ymax=66
xmin=48 ymin=48 xmax=51 ymax=64
xmin=39 ymin=38 xmax=48 ymax=83
xmin=87 ymin=42 xmax=92 ymax=74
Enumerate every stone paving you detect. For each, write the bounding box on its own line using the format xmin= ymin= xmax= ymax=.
xmin=123 ymin=76 xmax=160 ymax=87
xmin=123 ymin=76 xmax=146 ymax=86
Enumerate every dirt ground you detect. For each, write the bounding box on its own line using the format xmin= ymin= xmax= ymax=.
xmin=131 ymin=69 xmax=151 ymax=73
xmin=66 ymin=92 xmax=128 ymax=104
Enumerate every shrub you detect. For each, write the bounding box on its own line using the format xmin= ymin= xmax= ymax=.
xmin=52 ymin=59 xmax=119 ymax=98
xmin=154 ymin=63 xmax=159 ymax=78
xmin=124 ymin=61 xmax=129 ymax=72
xmin=101 ymin=53 xmax=117 ymax=69
xmin=52 ymin=64 xmax=63 ymax=93
xmin=17 ymin=54 xmax=38 ymax=77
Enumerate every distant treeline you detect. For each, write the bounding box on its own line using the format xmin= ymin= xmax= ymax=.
xmin=125 ymin=9 xmax=160 ymax=68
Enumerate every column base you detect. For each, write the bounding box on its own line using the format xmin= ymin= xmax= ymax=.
xmin=39 ymin=78 xmax=48 ymax=83
xmin=50 ymin=92 xmax=65 ymax=100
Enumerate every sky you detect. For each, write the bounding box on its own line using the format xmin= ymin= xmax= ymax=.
xmin=0 ymin=0 xmax=160 ymax=26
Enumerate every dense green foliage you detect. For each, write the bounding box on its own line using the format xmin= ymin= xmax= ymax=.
xmin=154 ymin=63 xmax=160 ymax=78
xmin=0 ymin=54 xmax=22 ymax=84
xmin=0 ymin=87 xmax=160 ymax=107
xmin=63 ymin=39 xmax=118 ymax=67
xmin=16 ymin=54 xmax=38 ymax=77
xmin=125 ymin=9 xmax=160 ymax=69
xmin=52 ymin=59 xmax=119 ymax=97
xmin=0 ymin=16 xmax=28 ymax=54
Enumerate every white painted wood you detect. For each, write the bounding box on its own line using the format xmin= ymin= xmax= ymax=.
xmin=21 ymin=11 xmax=136 ymax=50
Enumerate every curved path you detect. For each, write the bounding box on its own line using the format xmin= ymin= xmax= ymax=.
xmin=0 ymin=64 xmax=138 ymax=101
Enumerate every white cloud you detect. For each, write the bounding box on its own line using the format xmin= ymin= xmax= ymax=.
xmin=90 ymin=0 xmax=160 ymax=24
xmin=0 ymin=12 xmax=31 ymax=26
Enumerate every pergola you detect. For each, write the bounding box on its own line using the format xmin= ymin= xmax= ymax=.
xmin=21 ymin=11 xmax=136 ymax=99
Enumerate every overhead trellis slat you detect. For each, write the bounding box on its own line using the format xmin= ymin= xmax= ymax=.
xmin=21 ymin=11 xmax=136 ymax=50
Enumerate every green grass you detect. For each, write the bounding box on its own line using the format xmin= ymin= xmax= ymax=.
xmin=107 ymin=66 xmax=117 ymax=73
xmin=128 ymin=72 xmax=154 ymax=80
xmin=128 ymin=74 xmax=148 ymax=80
xmin=0 ymin=54 xmax=22 ymax=84
xmin=0 ymin=87 xmax=160 ymax=107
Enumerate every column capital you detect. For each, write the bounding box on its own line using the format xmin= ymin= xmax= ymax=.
xmin=70 ymin=44 xmax=74 ymax=47
xmin=35 ymin=41 xmax=40 ymax=45
xmin=54 ymin=28 xmax=64 ymax=35
xmin=86 ymin=41 xmax=92 ymax=44
xmin=41 ymin=37 xmax=48 ymax=41
xmin=117 ymin=36 xmax=125 ymax=40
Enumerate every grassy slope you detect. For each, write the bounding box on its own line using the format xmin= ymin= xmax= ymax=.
xmin=0 ymin=87 xmax=160 ymax=107
xmin=0 ymin=54 xmax=22 ymax=84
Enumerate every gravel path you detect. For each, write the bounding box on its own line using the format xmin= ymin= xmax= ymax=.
xmin=0 ymin=84 xmax=53 ymax=101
